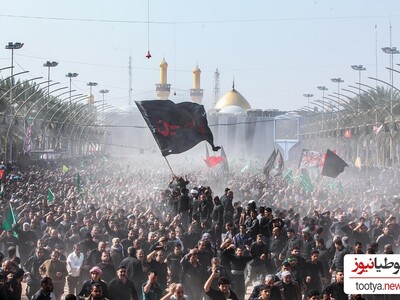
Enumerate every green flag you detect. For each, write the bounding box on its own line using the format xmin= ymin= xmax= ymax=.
xmin=337 ymin=181 xmax=345 ymax=197
xmin=299 ymin=174 xmax=314 ymax=192
xmin=77 ymin=173 xmax=82 ymax=193
xmin=240 ymin=163 xmax=249 ymax=173
xmin=47 ymin=188 xmax=54 ymax=203
xmin=3 ymin=204 xmax=17 ymax=232
xmin=283 ymin=169 xmax=294 ymax=184
xmin=62 ymin=165 xmax=69 ymax=174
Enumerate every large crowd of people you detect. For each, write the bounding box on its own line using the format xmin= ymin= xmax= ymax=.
xmin=0 ymin=153 xmax=399 ymax=300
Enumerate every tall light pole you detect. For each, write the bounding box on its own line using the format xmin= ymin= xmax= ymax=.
xmin=87 ymin=82 xmax=98 ymax=106
xmin=5 ymin=42 xmax=24 ymax=114
xmin=331 ymin=78 xmax=344 ymax=110
xmin=303 ymin=93 xmax=313 ymax=115
xmin=99 ymin=89 xmax=109 ymax=123
xmin=65 ymin=72 xmax=78 ymax=105
xmin=382 ymin=46 xmax=400 ymax=165
xmin=351 ymin=65 xmax=366 ymax=111
xmin=382 ymin=47 xmax=400 ymax=121
xmin=317 ymin=86 xmax=328 ymax=113
xmin=5 ymin=42 xmax=24 ymax=163
xmin=43 ymin=61 xmax=58 ymax=98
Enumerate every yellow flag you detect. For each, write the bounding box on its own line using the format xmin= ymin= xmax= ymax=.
xmin=355 ymin=157 xmax=362 ymax=169
xmin=62 ymin=165 xmax=69 ymax=174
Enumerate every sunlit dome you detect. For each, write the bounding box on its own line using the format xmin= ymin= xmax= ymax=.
xmin=215 ymin=84 xmax=251 ymax=111
xmin=219 ymin=105 xmax=246 ymax=114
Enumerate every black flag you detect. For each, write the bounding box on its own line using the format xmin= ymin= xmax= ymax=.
xmin=135 ymin=100 xmax=220 ymax=156
xmin=271 ymin=149 xmax=284 ymax=176
xmin=321 ymin=149 xmax=348 ymax=178
xmin=263 ymin=149 xmax=277 ymax=176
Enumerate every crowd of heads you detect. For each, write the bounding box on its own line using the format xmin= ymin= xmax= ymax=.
xmin=0 ymin=154 xmax=399 ymax=299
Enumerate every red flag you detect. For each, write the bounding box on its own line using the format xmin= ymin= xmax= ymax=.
xmin=0 ymin=170 xmax=4 ymax=180
xmin=203 ymin=144 xmax=223 ymax=167
xmin=204 ymin=156 xmax=223 ymax=167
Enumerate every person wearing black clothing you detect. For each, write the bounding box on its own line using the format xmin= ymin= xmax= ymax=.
xmin=270 ymin=227 xmax=286 ymax=270
xmin=147 ymin=250 xmax=168 ymax=290
xmin=108 ymin=266 xmax=139 ymax=300
xmin=97 ymin=251 xmax=116 ymax=284
xmin=226 ymin=246 xmax=253 ymax=300
xmin=104 ymin=217 xmax=127 ymax=241
xmin=120 ymin=246 xmax=142 ymax=283
xmin=180 ymin=249 xmax=205 ymax=300
xmin=199 ymin=193 xmax=213 ymax=228
xmin=219 ymin=238 xmax=234 ymax=274
xmin=32 ymin=277 xmax=53 ymax=300
xmin=323 ymin=271 xmax=348 ymax=300
xmin=204 ymin=272 xmax=239 ymax=300
xmin=5 ymin=268 xmax=24 ymax=300
xmin=301 ymin=228 xmax=316 ymax=259
xmin=246 ymin=210 xmax=260 ymax=242
xmin=0 ymin=230 xmax=18 ymax=254
xmin=222 ymin=190 xmax=234 ymax=217
xmin=43 ymin=229 xmax=64 ymax=252
xmin=166 ymin=244 xmax=183 ymax=283
xmin=86 ymin=242 xmax=107 ymax=268
xmin=248 ymin=274 xmax=282 ymax=300
xmin=13 ymin=223 xmax=37 ymax=263
xmin=24 ymin=247 xmax=46 ymax=300
xmin=247 ymin=234 xmax=270 ymax=287
xmin=121 ymin=230 xmax=138 ymax=257
xmin=206 ymin=257 xmax=230 ymax=291
xmin=211 ymin=196 xmax=224 ymax=246
xmin=274 ymin=271 xmax=301 ymax=300
xmin=304 ymin=250 xmax=326 ymax=296
xmin=78 ymin=233 xmax=98 ymax=258
xmin=78 ymin=266 xmax=109 ymax=299
xmin=330 ymin=240 xmax=349 ymax=273
xmin=219 ymin=188 xmax=230 ymax=211
xmin=279 ymin=228 xmax=303 ymax=261
xmin=178 ymin=188 xmax=191 ymax=229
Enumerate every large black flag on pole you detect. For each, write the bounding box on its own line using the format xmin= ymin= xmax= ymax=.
xmin=263 ymin=149 xmax=277 ymax=177
xmin=135 ymin=100 xmax=220 ymax=156
xmin=321 ymin=149 xmax=348 ymax=178
xmin=271 ymin=149 xmax=284 ymax=176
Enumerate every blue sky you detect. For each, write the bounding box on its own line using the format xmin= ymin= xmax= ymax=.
xmin=0 ymin=0 xmax=399 ymax=111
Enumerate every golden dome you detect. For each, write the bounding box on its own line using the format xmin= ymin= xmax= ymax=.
xmin=215 ymin=87 xmax=251 ymax=110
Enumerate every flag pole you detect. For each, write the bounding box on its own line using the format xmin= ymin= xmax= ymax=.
xmin=164 ymin=157 xmax=176 ymax=177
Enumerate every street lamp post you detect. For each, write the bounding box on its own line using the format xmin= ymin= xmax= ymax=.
xmin=382 ymin=47 xmax=400 ymax=122
xmin=65 ymin=72 xmax=78 ymax=105
xmin=99 ymin=89 xmax=109 ymax=123
xmin=303 ymin=93 xmax=313 ymax=115
xmin=331 ymin=78 xmax=344 ymax=110
xmin=351 ymin=65 xmax=366 ymax=112
xmin=317 ymin=86 xmax=328 ymax=130
xmin=382 ymin=47 xmax=400 ymax=166
xmin=5 ymin=42 xmax=24 ymax=162
xmin=43 ymin=61 xmax=58 ymax=98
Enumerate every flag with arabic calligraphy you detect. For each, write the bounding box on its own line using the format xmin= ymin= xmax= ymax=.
xmin=23 ymin=125 xmax=32 ymax=155
xmin=298 ymin=149 xmax=322 ymax=168
xmin=135 ymin=100 xmax=220 ymax=156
